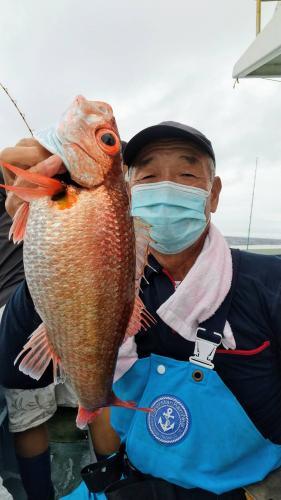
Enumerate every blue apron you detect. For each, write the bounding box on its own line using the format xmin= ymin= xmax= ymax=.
xmin=110 ymin=250 xmax=281 ymax=495
xmin=62 ymin=250 xmax=281 ymax=498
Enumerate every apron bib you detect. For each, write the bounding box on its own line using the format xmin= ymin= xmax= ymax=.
xmin=111 ymin=250 xmax=281 ymax=494
xmin=111 ymin=351 xmax=281 ymax=495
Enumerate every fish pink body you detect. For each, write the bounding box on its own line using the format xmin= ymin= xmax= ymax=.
xmin=2 ymin=97 xmax=151 ymax=427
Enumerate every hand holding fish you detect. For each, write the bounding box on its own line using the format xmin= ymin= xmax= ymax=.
xmin=0 ymin=138 xmax=65 ymax=217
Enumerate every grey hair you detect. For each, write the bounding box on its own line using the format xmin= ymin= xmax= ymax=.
xmin=208 ymin=158 xmax=216 ymax=180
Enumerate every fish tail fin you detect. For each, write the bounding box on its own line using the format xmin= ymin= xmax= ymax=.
xmin=76 ymin=406 xmax=103 ymax=429
xmin=76 ymin=394 xmax=152 ymax=429
xmin=14 ymin=322 xmax=64 ymax=383
xmin=110 ymin=392 xmax=152 ymax=413
xmin=0 ymin=158 xmax=64 ymax=201
xmin=9 ymin=202 xmax=29 ymax=243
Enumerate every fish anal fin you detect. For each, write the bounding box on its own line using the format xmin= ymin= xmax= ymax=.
xmin=9 ymin=202 xmax=29 ymax=243
xmin=125 ymin=296 xmax=156 ymax=340
xmin=14 ymin=323 xmax=64 ymax=383
xmin=76 ymin=406 xmax=103 ymax=429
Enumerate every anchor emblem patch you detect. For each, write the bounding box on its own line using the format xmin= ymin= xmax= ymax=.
xmin=147 ymin=395 xmax=191 ymax=445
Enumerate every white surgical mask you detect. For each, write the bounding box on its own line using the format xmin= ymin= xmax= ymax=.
xmin=131 ymin=181 xmax=210 ymax=254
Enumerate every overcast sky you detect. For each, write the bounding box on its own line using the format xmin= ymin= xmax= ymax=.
xmin=1 ymin=0 xmax=280 ymax=238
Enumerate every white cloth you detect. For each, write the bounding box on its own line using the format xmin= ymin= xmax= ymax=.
xmin=0 ymin=477 xmax=13 ymax=500
xmin=157 ymin=224 xmax=236 ymax=349
xmin=0 ymin=306 xmax=5 ymax=324
xmin=4 ymin=379 xmax=77 ymax=433
xmin=1 ymin=301 xmax=78 ymax=433
xmin=114 ymin=224 xmax=236 ymax=383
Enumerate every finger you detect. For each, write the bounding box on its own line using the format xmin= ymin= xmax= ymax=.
xmin=0 ymin=144 xmax=51 ymax=168
xmin=2 ymin=156 xmax=65 ymax=185
xmin=1 ymin=166 xmax=17 ymax=186
xmin=5 ymin=191 xmax=24 ymax=218
xmin=15 ymin=138 xmax=41 ymax=147
xmin=29 ymin=155 xmax=66 ymax=178
xmin=4 ymin=156 xmax=66 ymax=218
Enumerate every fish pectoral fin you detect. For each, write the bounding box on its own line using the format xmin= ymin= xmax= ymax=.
xmin=14 ymin=322 xmax=65 ymax=383
xmin=9 ymin=202 xmax=29 ymax=243
xmin=76 ymin=406 xmax=103 ymax=429
xmin=124 ymin=296 xmax=156 ymax=340
xmin=1 ymin=158 xmax=65 ymax=243
xmin=0 ymin=158 xmax=64 ymax=201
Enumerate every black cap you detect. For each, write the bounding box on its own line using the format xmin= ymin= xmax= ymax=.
xmin=121 ymin=140 xmax=127 ymax=156
xmin=124 ymin=121 xmax=215 ymax=167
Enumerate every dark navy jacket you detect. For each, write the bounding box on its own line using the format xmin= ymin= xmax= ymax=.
xmin=136 ymin=251 xmax=281 ymax=444
xmin=1 ymin=250 xmax=281 ymax=443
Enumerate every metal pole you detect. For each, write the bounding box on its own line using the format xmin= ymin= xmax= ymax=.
xmin=246 ymin=157 xmax=258 ymax=251
xmin=256 ymin=0 xmax=262 ymax=35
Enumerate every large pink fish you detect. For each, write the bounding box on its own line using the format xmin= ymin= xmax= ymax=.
xmin=1 ymin=96 xmax=152 ymax=428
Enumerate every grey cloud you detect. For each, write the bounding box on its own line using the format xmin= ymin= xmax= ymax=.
xmin=0 ymin=0 xmax=280 ymax=237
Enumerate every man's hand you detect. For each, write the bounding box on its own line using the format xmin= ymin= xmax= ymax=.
xmin=0 ymin=138 xmax=65 ymax=217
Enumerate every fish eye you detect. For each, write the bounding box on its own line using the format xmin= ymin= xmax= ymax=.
xmin=101 ymin=133 xmax=116 ymax=147
xmin=96 ymin=128 xmax=120 ymax=156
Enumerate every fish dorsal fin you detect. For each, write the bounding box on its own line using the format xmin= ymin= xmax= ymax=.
xmin=124 ymin=218 xmax=156 ymax=339
xmin=134 ymin=217 xmax=151 ymax=295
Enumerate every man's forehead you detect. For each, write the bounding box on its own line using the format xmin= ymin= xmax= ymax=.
xmin=134 ymin=138 xmax=206 ymax=163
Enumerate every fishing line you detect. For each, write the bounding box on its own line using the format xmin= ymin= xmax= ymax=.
xmin=233 ymin=77 xmax=281 ymax=87
xmin=0 ymin=81 xmax=33 ymax=136
xmin=260 ymin=77 xmax=281 ymax=83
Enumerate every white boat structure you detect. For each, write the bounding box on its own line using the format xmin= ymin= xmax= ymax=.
xmin=232 ymin=1 xmax=281 ymax=255
xmin=233 ymin=0 xmax=281 ymax=78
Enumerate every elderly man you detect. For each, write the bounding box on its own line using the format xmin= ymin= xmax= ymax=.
xmin=83 ymin=122 xmax=281 ymax=500
xmin=1 ymin=122 xmax=281 ymax=500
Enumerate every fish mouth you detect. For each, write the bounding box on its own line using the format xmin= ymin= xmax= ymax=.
xmin=53 ymin=171 xmax=82 ymax=188
xmin=58 ymin=141 xmax=104 ymax=189
xmin=53 ymin=142 xmax=96 ymax=187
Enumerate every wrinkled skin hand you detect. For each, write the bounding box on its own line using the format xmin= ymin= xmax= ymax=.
xmin=0 ymin=138 xmax=65 ymax=218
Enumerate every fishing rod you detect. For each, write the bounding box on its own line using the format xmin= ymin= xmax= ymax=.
xmin=0 ymin=81 xmax=33 ymax=136
xmin=246 ymin=157 xmax=258 ymax=251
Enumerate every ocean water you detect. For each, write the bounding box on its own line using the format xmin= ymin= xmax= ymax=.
xmin=225 ymin=236 xmax=281 ymax=246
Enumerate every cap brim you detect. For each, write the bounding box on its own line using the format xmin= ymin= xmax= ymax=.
xmin=124 ymin=124 xmax=214 ymax=166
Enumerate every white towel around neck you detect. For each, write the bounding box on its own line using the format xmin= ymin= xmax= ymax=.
xmin=157 ymin=224 xmax=236 ymax=350
xmin=114 ymin=224 xmax=236 ymax=383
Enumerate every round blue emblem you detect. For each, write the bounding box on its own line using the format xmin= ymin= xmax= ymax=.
xmin=147 ymin=395 xmax=191 ymax=445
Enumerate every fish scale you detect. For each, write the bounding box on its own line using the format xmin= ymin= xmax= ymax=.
xmin=2 ymin=96 xmax=152 ymax=427
xmin=24 ymin=182 xmax=135 ymax=411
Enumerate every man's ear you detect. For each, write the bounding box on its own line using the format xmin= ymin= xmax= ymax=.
xmin=210 ymin=176 xmax=222 ymax=213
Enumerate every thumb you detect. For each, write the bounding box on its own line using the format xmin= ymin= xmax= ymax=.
xmin=30 ymin=155 xmax=66 ymax=178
